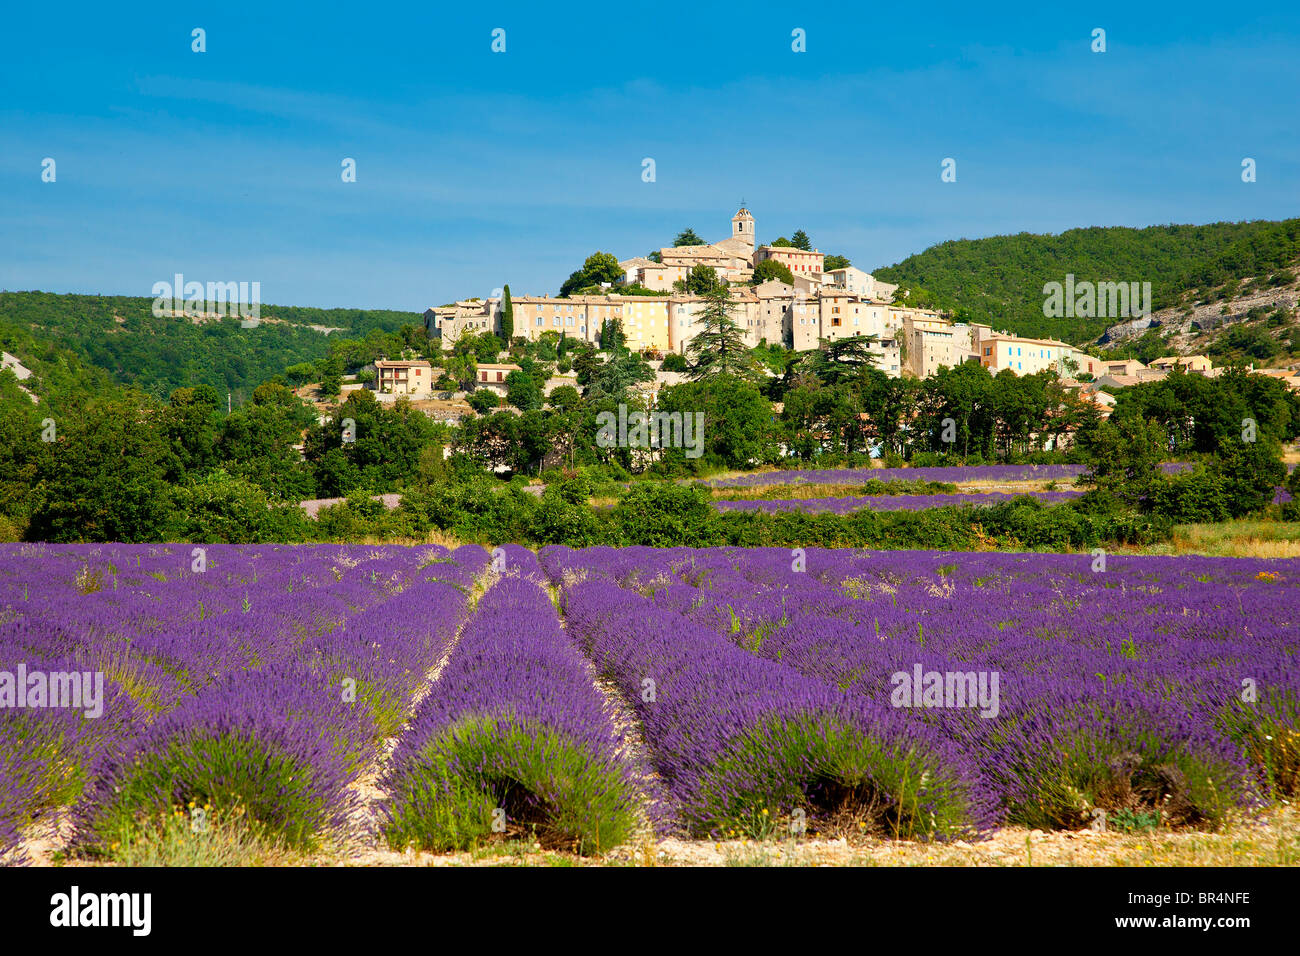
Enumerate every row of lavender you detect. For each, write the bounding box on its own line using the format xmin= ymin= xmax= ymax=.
xmin=1 ymin=543 xmax=487 ymax=862
xmin=381 ymin=545 xmax=642 ymax=852
xmin=541 ymin=546 xmax=1299 ymax=834
xmin=714 ymin=491 xmax=1086 ymax=514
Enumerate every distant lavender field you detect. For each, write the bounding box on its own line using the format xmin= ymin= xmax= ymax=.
xmin=714 ymin=491 xmax=1087 ymax=514
xmin=707 ymin=463 xmax=1192 ymax=488
xmin=706 ymin=464 xmax=1085 ymax=488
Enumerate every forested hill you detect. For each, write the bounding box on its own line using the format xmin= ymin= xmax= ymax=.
xmin=873 ymin=218 xmax=1300 ymax=344
xmin=0 ymin=292 xmax=420 ymax=402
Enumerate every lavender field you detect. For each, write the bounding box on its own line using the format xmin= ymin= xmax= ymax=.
xmin=713 ymin=491 xmax=1087 ymax=514
xmin=2 ymin=543 xmax=1297 ymax=864
xmin=705 ymin=464 xmax=1090 ymax=487
xmin=705 ymin=463 xmax=1192 ymax=488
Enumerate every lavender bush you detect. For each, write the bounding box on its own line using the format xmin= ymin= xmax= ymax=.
xmin=382 ymin=574 xmax=640 ymax=854
xmin=561 ymin=576 xmax=993 ymax=839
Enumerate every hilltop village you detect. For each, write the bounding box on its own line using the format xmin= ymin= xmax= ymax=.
xmin=387 ymin=208 xmax=1234 ymax=412
xmin=426 ymin=207 xmax=1133 ymax=381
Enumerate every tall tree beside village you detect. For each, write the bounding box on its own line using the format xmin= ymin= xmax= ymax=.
xmin=673 ymin=228 xmax=706 ymax=247
xmin=809 ymin=335 xmax=880 ymax=386
xmin=598 ymin=317 xmax=627 ymax=353
xmin=790 ymin=229 xmax=812 ymax=251
xmin=500 ymin=284 xmax=514 ymax=341
xmin=559 ymin=251 xmax=622 ymax=297
xmin=685 ymin=286 xmax=758 ymax=381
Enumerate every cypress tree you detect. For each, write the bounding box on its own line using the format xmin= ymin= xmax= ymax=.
xmin=500 ymin=284 xmax=514 ymax=342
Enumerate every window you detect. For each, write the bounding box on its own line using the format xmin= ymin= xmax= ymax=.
xmin=496 ymin=371 xmax=504 ymax=382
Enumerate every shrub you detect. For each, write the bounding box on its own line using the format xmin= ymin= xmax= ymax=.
xmin=467 ymin=390 xmax=499 ymax=414
xmin=613 ymin=482 xmax=716 ymax=546
xmin=76 ymin=666 xmax=372 ymax=852
xmin=383 ymin=716 xmax=637 ymax=853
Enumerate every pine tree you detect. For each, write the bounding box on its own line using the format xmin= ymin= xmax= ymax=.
xmin=810 ymin=335 xmax=880 ymax=385
xmin=791 ymin=229 xmax=812 ymax=251
xmin=686 ymin=286 xmax=758 ymax=381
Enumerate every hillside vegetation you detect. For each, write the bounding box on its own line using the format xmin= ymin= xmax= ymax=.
xmin=0 ymin=292 xmax=418 ymax=401
xmin=874 ymin=219 xmax=1300 ymax=344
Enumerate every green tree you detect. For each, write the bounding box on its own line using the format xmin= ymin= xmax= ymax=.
xmin=455 ymin=410 xmax=521 ymax=473
xmin=656 ymin=375 xmax=776 ymax=470
xmin=684 ymin=264 xmax=723 ymax=295
xmin=303 ymin=390 xmax=439 ymax=496
xmin=598 ymin=318 xmax=628 ymax=353
xmin=318 ymin=354 xmax=343 ymax=399
xmin=673 ymin=228 xmax=706 ymax=247
xmin=582 ymin=351 xmax=654 ymax=402
xmin=162 ymin=384 xmax=224 ymax=480
xmin=468 ymin=390 xmax=500 ymax=414
xmin=500 ymin=285 xmax=514 ymax=341
xmin=547 ymin=384 xmax=581 ymax=410
xmin=751 ymin=259 xmax=794 ymax=285
xmin=809 ymin=336 xmax=880 ymax=386
xmin=560 ymin=252 xmax=623 ymax=297
xmin=285 ymin=363 xmax=317 ymax=386
xmin=612 ymin=482 xmax=715 ymax=546
xmin=790 ymin=229 xmax=812 ymax=251
xmin=823 ymin=254 xmax=851 ymax=271
xmin=685 ymin=287 xmax=758 ymax=381
xmin=1077 ymin=415 xmax=1167 ymax=508
xmin=28 ymin=391 xmax=178 ymax=542
xmin=217 ymin=383 xmax=316 ymax=501
xmin=1213 ymin=438 xmax=1286 ymax=516
xmin=472 ymin=332 xmax=503 ymax=365
xmin=168 ymin=469 xmax=305 ymax=542
xmin=0 ymin=379 xmax=46 ymax=528
xmin=505 ymin=370 xmax=543 ymax=411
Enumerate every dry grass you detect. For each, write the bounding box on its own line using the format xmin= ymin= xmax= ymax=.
xmin=1153 ymin=521 xmax=1300 ymax=559
xmin=318 ymin=529 xmax=472 ymax=549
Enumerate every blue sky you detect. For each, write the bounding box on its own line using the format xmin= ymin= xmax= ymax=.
xmin=2 ymin=1 xmax=1298 ymax=311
